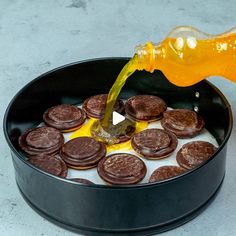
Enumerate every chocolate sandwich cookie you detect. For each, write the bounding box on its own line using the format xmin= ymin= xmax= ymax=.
xmin=125 ymin=95 xmax=167 ymax=121
xmin=60 ymin=137 xmax=106 ymax=169
xmin=161 ymin=109 xmax=205 ymax=138
xmin=69 ymin=178 xmax=94 ymax=185
xmin=149 ymin=166 xmax=186 ymax=183
xmin=91 ymin=118 xmax=135 ymax=144
xmin=97 ymin=153 xmax=147 ymax=185
xmin=18 ymin=126 xmax=64 ymax=156
xmin=115 ymin=123 xmax=135 ymax=143
xmin=131 ymin=128 xmax=178 ymax=159
xmin=82 ymin=94 xmax=124 ymax=119
xmin=29 ymin=154 xmax=68 ymax=178
xmin=43 ymin=104 xmax=86 ymax=132
xmin=176 ymin=141 xmax=217 ymax=170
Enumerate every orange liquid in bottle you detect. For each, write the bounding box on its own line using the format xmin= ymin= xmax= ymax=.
xmin=92 ymin=26 xmax=236 ymax=143
xmin=137 ymin=26 xmax=236 ymax=86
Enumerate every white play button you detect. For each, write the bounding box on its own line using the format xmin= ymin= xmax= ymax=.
xmin=112 ymin=111 xmax=125 ymax=125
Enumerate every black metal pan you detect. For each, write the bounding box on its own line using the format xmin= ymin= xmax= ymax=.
xmin=3 ymin=58 xmax=233 ymax=235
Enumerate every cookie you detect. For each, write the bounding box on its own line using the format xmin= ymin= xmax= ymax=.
xmin=149 ymin=166 xmax=186 ymax=183
xmin=131 ymin=128 xmax=178 ymax=159
xmin=91 ymin=118 xmax=135 ymax=144
xmin=97 ymin=153 xmax=147 ymax=185
xmin=82 ymin=94 xmax=124 ymax=119
xmin=69 ymin=178 xmax=94 ymax=185
xmin=18 ymin=126 xmax=64 ymax=156
xmin=161 ymin=109 xmax=205 ymax=138
xmin=29 ymin=154 xmax=68 ymax=178
xmin=60 ymin=137 xmax=106 ymax=169
xmin=125 ymin=95 xmax=167 ymax=121
xmin=43 ymin=104 xmax=86 ymax=132
xmin=176 ymin=141 xmax=217 ymax=170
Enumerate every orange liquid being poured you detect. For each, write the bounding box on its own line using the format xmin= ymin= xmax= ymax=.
xmin=92 ymin=26 xmax=236 ymax=143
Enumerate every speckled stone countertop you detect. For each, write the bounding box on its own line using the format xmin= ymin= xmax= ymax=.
xmin=0 ymin=1 xmax=236 ymax=235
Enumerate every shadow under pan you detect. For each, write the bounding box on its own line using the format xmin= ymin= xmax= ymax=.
xmin=3 ymin=58 xmax=233 ymax=235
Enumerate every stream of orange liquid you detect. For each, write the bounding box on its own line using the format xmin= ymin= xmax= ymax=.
xmin=102 ymin=29 xmax=236 ymax=128
xmin=88 ymin=27 xmax=236 ymax=144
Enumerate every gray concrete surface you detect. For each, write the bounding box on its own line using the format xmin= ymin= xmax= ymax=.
xmin=1 ymin=0 xmax=236 ymax=235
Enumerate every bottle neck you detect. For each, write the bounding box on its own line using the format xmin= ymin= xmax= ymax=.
xmin=135 ymin=42 xmax=163 ymax=72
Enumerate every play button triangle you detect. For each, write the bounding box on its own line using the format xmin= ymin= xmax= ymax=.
xmin=112 ymin=111 xmax=125 ymax=125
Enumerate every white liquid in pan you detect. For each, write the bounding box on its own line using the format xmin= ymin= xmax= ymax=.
xmin=60 ymin=106 xmax=219 ymax=185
